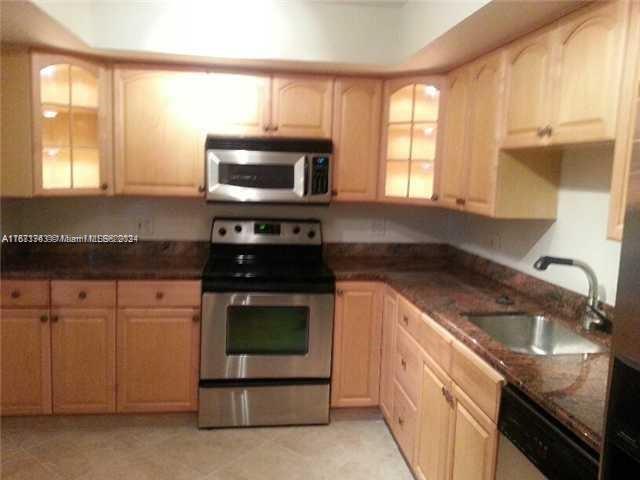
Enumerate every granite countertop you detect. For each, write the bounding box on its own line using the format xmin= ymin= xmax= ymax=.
xmin=330 ymin=259 xmax=609 ymax=452
xmin=0 ymin=242 xmax=208 ymax=280
xmin=1 ymin=242 xmax=609 ymax=450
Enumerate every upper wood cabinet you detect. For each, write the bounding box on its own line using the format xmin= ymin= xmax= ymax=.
xmin=32 ymin=52 xmax=113 ymax=196
xmin=0 ymin=308 xmax=52 ymax=415
xmin=271 ymin=75 xmax=333 ymax=138
xmin=332 ymin=78 xmax=382 ymax=201
xmin=464 ymin=55 xmax=504 ymax=216
xmin=439 ymin=68 xmax=471 ymax=209
xmin=379 ymin=77 xmax=445 ymax=204
xmin=551 ymin=0 xmax=628 ymax=144
xmin=331 ymin=282 xmax=382 ymax=407
xmin=204 ymin=73 xmax=270 ymax=136
xmin=609 ymin=0 xmax=640 ymax=240
xmin=1 ymin=47 xmax=33 ymax=198
xmin=114 ymin=67 xmax=207 ymax=197
xmin=502 ymin=28 xmax=555 ymax=148
xmin=503 ymin=0 xmax=629 ymax=148
xmin=439 ymin=50 xmax=561 ymax=219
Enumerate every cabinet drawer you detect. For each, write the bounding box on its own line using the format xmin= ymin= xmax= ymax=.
xmin=392 ymin=380 xmax=418 ymax=464
xmin=52 ymin=281 xmax=116 ymax=307
xmin=117 ymin=281 xmax=201 ymax=307
xmin=1 ymin=280 xmax=49 ymax=307
xmin=416 ymin=313 xmax=453 ymax=374
xmin=397 ymin=296 xmax=421 ymax=340
xmin=451 ymin=340 xmax=504 ymax=422
xmin=395 ymin=325 xmax=422 ymax=407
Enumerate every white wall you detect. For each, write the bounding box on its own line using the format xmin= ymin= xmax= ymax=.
xmin=31 ymin=0 xmax=486 ymax=66
xmin=0 ymin=199 xmax=450 ymax=244
xmin=448 ymin=145 xmax=622 ymax=305
xmin=398 ymin=0 xmax=489 ymax=59
xmin=0 ymin=148 xmax=623 ymax=303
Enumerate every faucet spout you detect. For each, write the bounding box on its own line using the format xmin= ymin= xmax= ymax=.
xmin=533 ymin=255 xmax=611 ymax=332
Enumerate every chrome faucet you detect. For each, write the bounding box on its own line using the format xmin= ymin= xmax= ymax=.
xmin=533 ymin=256 xmax=612 ymax=332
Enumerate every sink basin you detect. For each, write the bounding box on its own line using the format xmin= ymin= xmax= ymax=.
xmin=465 ymin=312 xmax=607 ymax=355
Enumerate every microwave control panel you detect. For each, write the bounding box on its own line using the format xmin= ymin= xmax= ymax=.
xmin=310 ymin=156 xmax=330 ymax=195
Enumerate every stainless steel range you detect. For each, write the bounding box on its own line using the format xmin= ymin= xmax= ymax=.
xmin=199 ymin=218 xmax=335 ymax=428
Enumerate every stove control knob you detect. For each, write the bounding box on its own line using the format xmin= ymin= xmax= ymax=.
xmin=218 ymin=227 xmax=227 ymax=236
xmin=307 ymin=230 xmax=316 ymax=239
xmin=234 ymin=225 xmax=242 ymax=233
xmin=293 ymin=226 xmax=301 ymax=234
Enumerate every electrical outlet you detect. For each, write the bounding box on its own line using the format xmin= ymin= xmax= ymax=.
xmin=371 ymin=219 xmax=386 ymax=235
xmin=135 ymin=217 xmax=153 ymax=237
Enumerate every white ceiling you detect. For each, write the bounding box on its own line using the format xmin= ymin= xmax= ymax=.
xmin=1 ymin=0 xmax=585 ymax=73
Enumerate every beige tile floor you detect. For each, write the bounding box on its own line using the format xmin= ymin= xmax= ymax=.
xmin=0 ymin=409 xmax=414 ymax=480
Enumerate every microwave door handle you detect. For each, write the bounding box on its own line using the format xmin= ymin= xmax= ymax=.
xmin=304 ymin=156 xmax=309 ymax=196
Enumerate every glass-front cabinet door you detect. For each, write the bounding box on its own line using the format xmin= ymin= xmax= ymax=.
xmin=32 ymin=53 xmax=112 ymax=195
xmin=380 ymin=77 xmax=444 ymax=203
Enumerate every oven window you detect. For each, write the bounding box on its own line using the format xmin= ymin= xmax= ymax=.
xmin=226 ymin=306 xmax=309 ymax=355
xmin=219 ymin=164 xmax=294 ymax=189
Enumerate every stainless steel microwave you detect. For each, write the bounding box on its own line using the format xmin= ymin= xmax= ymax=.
xmin=205 ymin=136 xmax=332 ymax=204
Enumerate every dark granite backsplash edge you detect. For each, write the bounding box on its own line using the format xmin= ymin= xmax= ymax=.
xmin=1 ymin=240 xmax=614 ymax=324
xmin=450 ymin=247 xmax=615 ymax=323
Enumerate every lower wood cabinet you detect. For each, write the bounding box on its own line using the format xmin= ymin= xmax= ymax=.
xmin=450 ymin=385 xmax=499 ymax=480
xmin=0 ymin=308 xmax=52 ymax=415
xmin=51 ymin=308 xmax=116 ymax=414
xmin=414 ymin=353 xmax=454 ymax=480
xmin=116 ymin=307 xmax=200 ymax=412
xmin=1 ymin=279 xmax=201 ymax=416
xmin=331 ymin=282 xmax=382 ymax=407
xmin=380 ymin=291 xmax=504 ymax=480
xmin=392 ymin=380 xmax=418 ymax=464
xmin=380 ymin=287 xmax=397 ymax=420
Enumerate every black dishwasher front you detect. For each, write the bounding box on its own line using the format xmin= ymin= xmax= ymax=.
xmin=499 ymin=384 xmax=599 ymax=480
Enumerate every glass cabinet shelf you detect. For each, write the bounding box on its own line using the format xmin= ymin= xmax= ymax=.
xmin=383 ymin=81 xmax=441 ymax=201
xmin=37 ymin=59 xmax=104 ymax=192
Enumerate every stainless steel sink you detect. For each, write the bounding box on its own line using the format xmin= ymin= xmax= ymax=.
xmin=465 ymin=312 xmax=607 ymax=355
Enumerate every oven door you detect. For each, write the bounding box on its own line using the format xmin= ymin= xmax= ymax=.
xmin=201 ymin=292 xmax=333 ymax=379
xmin=206 ymin=150 xmax=307 ymax=203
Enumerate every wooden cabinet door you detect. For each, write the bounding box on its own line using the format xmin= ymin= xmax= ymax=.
xmin=117 ymin=307 xmax=200 ymax=412
xmin=414 ymin=355 xmax=454 ymax=480
xmin=332 ymin=78 xmax=382 ymax=201
xmin=50 ymin=308 xmax=115 ymax=413
xmin=464 ymin=53 xmax=504 ymax=217
xmin=450 ymin=385 xmax=499 ymax=480
xmin=609 ymin=0 xmax=640 ymax=240
xmin=0 ymin=309 xmax=51 ymax=415
xmin=271 ymin=75 xmax=333 ymax=138
xmin=32 ymin=52 xmax=113 ymax=196
xmin=502 ymin=28 xmax=554 ymax=148
xmin=551 ymin=0 xmax=628 ymax=144
xmin=204 ymin=73 xmax=270 ymax=136
xmin=439 ymin=67 xmax=471 ymax=209
xmin=331 ymin=282 xmax=382 ymax=407
xmin=379 ymin=287 xmax=397 ymax=420
xmin=114 ymin=68 xmax=206 ymax=196
xmin=1 ymin=47 xmax=33 ymax=198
